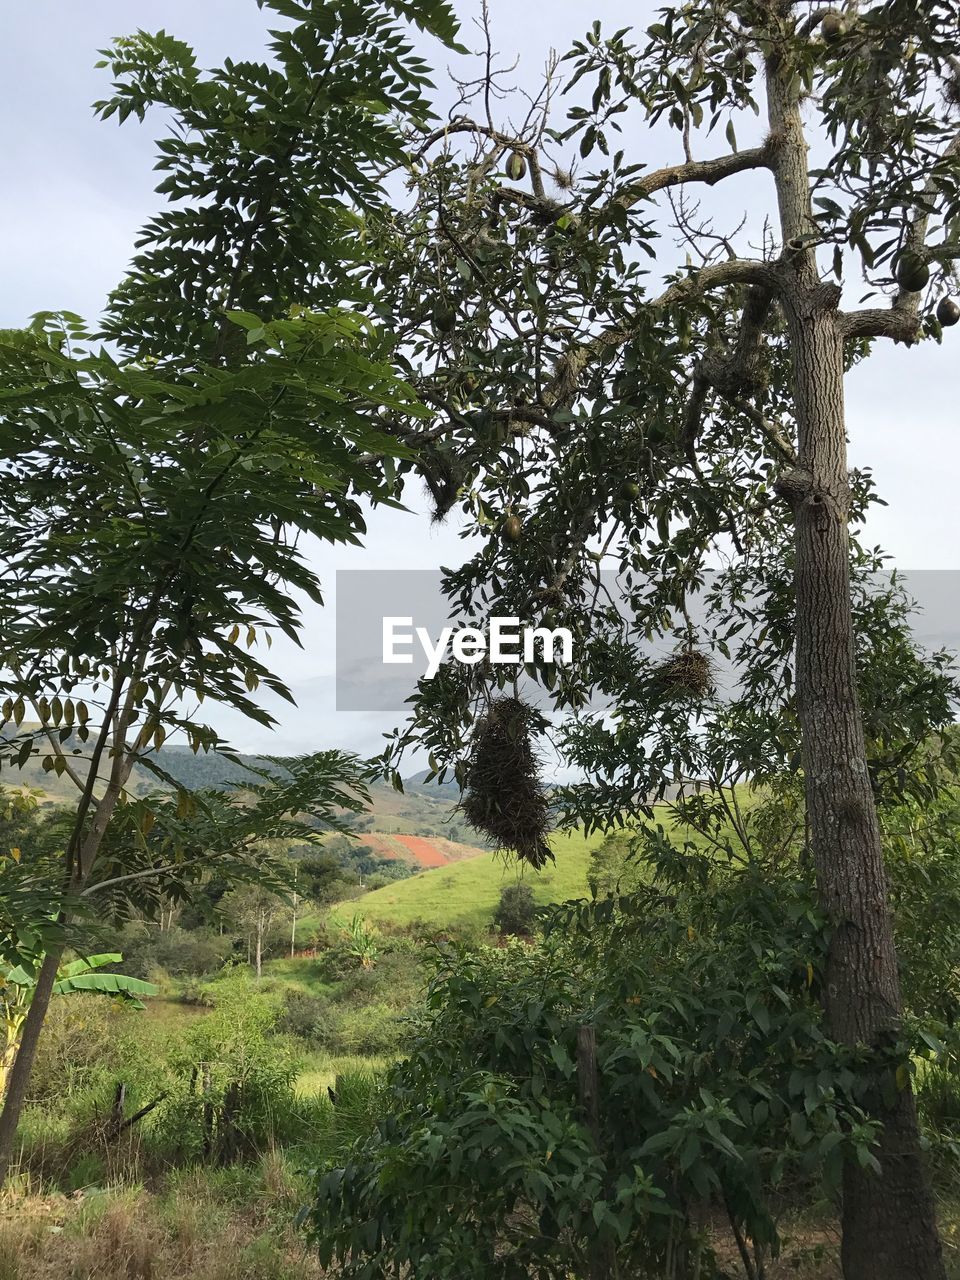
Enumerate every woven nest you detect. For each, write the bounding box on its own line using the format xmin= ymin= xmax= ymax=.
xmin=422 ymin=449 xmax=466 ymax=524
xmin=651 ymin=648 xmax=715 ymax=699
xmin=462 ymin=696 xmax=554 ymax=870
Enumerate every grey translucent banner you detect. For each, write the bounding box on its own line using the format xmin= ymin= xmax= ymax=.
xmin=334 ymin=569 xmax=960 ymax=713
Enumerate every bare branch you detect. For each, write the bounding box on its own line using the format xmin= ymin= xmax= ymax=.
xmin=617 ymin=141 xmax=776 ymax=210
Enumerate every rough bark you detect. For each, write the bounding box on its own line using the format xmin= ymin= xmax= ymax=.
xmin=785 ymin=296 xmax=946 ymax=1280
xmin=763 ymin=10 xmax=946 ymax=1275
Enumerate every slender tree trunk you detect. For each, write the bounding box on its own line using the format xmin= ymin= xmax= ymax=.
xmin=763 ymin=15 xmax=945 ymax=1275
xmin=0 ymin=944 xmax=64 ymax=1181
xmin=255 ymin=911 xmax=263 ymax=980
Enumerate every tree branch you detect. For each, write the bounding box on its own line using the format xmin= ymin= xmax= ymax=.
xmin=651 ymin=259 xmax=781 ymax=309
xmin=837 ymin=308 xmax=922 ymax=342
xmin=839 ymin=131 xmax=960 ymax=340
xmin=617 ymin=141 xmax=776 ymax=209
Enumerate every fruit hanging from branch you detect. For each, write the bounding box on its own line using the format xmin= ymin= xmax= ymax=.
xmin=503 ymin=513 xmax=523 ymax=542
xmin=821 ymin=11 xmax=845 ymax=43
xmin=895 ymin=252 xmax=930 ymax=294
xmin=936 ymin=297 xmax=960 ymax=327
xmin=505 ymin=150 xmax=527 ymax=182
xmin=432 ymin=303 xmax=457 ymax=336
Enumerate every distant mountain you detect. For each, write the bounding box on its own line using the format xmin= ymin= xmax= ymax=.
xmin=0 ymin=730 xmax=487 ymax=851
xmin=402 ymin=769 xmax=462 ymax=801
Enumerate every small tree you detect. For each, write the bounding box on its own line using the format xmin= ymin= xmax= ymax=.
xmin=492 ymin=882 xmax=537 ymax=936
xmin=587 ymin=833 xmax=645 ymax=901
xmin=0 ymin=0 xmax=459 ymax=1177
xmin=222 ymin=881 xmax=286 ymax=979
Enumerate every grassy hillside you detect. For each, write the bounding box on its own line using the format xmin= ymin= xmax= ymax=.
xmin=350 ymin=828 xmax=606 ymax=933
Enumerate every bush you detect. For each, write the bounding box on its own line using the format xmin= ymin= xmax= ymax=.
xmin=492 ymin=882 xmax=537 ymax=936
xmin=306 ymin=862 xmax=886 ymax=1278
xmin=113 ymin=923 xmax=233 ymax=980
xmin=276 ymin=992 xmax=335 ymax=1045
xmin=587 ymin=832 xmax=646 ymax=900
xmin=28 ymin=995 xmax=136 ymax=1104
xmin=151 ymin=972 xmax=308 ymax=1163
xmin=332 ymin=1002 xmax=406 ymax=1056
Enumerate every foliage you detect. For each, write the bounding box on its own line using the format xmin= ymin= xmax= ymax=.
xmin=1 ymin=953 xmax=157 ymax=1095
xmin=882 ymin=770 xmax=960 ymax=1025
xmin=331 ymin=913 xmax=380 ymax=970
xmin=368 ymin=0 xmax=960 ymax=862
xmin=95 ymin=0 xmax=460 ymax=362
xmin=112 ymin=922 xmax=234 ymax=982
xmin=492 ymin=881 xmax=538 ymax=937
xmin=0 ymin=0 xmax=463 ymax=1162
xmin=152 ymin=973 xmax=304 ymax=1163
xmin=307 ymin=852 xmax=890 ymax=1277
xmin=0 ymin=791 xmax=70 ymax=974
xmin=26 ymin=994 xmax=139 ymax=1106
xmin=587 ymin=831 xmax=647 ymax=900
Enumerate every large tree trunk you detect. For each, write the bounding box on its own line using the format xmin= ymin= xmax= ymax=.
xmin=762 ymin=16 xmax=946 ymax=1269
xmin=787 ymin=303 xmax=945 ymax=1280
xmin=0 ymin=944 xmax=64 ymax=1182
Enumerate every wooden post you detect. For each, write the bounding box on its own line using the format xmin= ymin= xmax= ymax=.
xmin=110 ymin=1081 xmax=127 ymax=1129
xmin=576 ymin=1025 xmax=618 ymax=1280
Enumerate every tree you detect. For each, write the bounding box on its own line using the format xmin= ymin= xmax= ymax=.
xmin=0 ymin=0 xmax=459 ymax=1178
xmin=492 ymin=881 xmax=538 ymax=936
xmin=222 ymin=879 xmax=286 ymax=978
xmin=370 ymin=4 xmax=960 ymax=1274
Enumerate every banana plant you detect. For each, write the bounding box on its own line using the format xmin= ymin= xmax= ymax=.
xmin=0 ymin=953 xmax=157 ymax=1097
xmin=333 ymin=914 xmax=380 ymax=971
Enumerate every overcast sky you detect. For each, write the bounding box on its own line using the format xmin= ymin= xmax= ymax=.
xmin=1 ymin=1 xmax=957 ymax=758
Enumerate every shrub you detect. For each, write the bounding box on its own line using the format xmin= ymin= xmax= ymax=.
xmin=306 ymin=863 xmax=887 ymax=1278
xmin=28 ymin=995 xmax=135 ymax=1104
xmin=492 ymin=881 xmax=537 ymax=936
xmin=311 ymin=1068 xmax=385 ymax=1166
xmin=113 ymin=923 xmax=233 ymax=980
xmin=276 ymin=992 xmax=335 ymax=1045
xmin=151 ymin=972 xmax=306 ymax=1163
xmin=587 ymin=832 xmax=646 ymax=900
xmin=332 ymin=1002 xmax=405 ymax=1056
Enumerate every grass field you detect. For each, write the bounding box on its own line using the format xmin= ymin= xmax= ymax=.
xmin=346 ymin=827 xmax=606 ymax=932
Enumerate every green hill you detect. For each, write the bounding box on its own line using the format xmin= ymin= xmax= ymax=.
xmin=1 ymin=732 xmax=477 ymax=843
xmin=347 ymin=828 xmax=606 ymax=933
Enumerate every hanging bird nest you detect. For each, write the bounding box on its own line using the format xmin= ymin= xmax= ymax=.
xmin=651 ymin=647 xmax=716 ymax=699
xmin=462 ymin=696 xmax=554 ymax=869
xmin=421 ymin=448 xmax=466 ymax=524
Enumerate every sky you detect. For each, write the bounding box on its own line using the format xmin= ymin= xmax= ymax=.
xmin=1 ymin=1 xmax=957 ymax=759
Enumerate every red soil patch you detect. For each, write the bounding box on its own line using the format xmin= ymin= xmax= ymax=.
xmin=392 ymin=834 xmax=450 ymax=868
xmin=361 ymin=833 xmax=410 ymax=860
